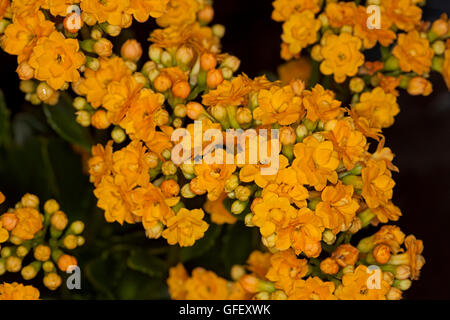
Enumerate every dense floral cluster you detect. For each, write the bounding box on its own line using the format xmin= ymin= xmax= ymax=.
xmin=0 ymin=0 xmax=444 ymax=300
xmin=0 ymin=191 xmax=85 ymax=293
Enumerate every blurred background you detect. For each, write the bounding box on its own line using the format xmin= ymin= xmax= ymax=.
xmin=1 ymin=0 xmax=450 ymax=299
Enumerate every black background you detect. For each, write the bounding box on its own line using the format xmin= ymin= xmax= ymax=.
xmin=1 ymin=0 xmax=450 ymax=300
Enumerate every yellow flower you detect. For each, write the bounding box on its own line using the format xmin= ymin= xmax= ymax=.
xmin=292 ymin=135 xmax=339 ymax=191
xmin=120 ymin=89 xmax=165 ymax=143
xmin=0 ymin=283 xmax=40 ymax=300
xmin=80 ymin=0 xmax=131 ymax=27
xmin=373 ymin=225 xmax=406 ymax=254
xmin=325 ymin=2 xmax=357 ymax=28
xmin=315 ymin=182 xmax=359 ymax=234
xmin=11 ymin=207 xmax=43 ymax=240
xmin=288 ymin=277 xmax=336 ymax=300
xmin=28 ymin=31 xmax=85 ymax=90
xmin=128 ymin=0 xmax=169 ymax=22
xmin=10 ymin=0 xmax=45 ymax=18
xmin=240 ymin=155 xmax=289 ymax=189
xmin=335 ymin=265 xmax=390 ymax=300
xmin=404 ymin=235 xmax=424 ymax=280
xmin=323 ymin=118 xmax=367 ymax=170
xmin=167 ymin=263 xmax=189 ymax=300
xmin=88 ymin=140 xmax=114 ymax=187
xmin=0 ymin=0 xmax=10 ymax=20
xmin=272 ymin=0 xmax=320 ymax=22
xmin=202 ymin=75 xmax=252 ymax=108
xmin=254 ymin=84 xmax=304 ymax=125
xmin=281 ymin=11 xmax=321 ymax=57
xmin=266 ymin=249 xmax=309 ymax=293
xmin=78 ymin=57 xmax=132 ymax=108
xmin=381 ymin=0 xmax=421 ymax=31
xmin=287 ymin=207 xmax=323 ymax=257
xmin=203 ymin=193 xmax=237 ymax=225
xmin=246 ymin=250 xmax=272 ymax=279
xmin=320 ymin=33 xmax=364 ymax=83
xmin=1 ymin=11 xmax=55 ymax=63
xmin=361 ymin=159 xmax=395 ymax=209
xmin=162 ymin=208 xmax=209 ymax=247
xmin=372 ymin=201 xmax=402 ymax=223
xmin=184 ymin=267 xmax=229 ymax=300
xmin=43 ymin=0 xmax=80 ymax=17
xmin=353 ymin=87 xmax=399 ymax=129
xmin=443 ymin=49 xmax=450 ymax=89
xmin=156 ymin=0 xmax=200 ymax=27
xmin=393 ymin=31 xmax=434 ymax=75
xmin=302 ymin=84 xmax=342 ymax=122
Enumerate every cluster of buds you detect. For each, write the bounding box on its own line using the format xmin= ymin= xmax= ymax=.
xmin=0 ymin=192 xmax=85 ymax=291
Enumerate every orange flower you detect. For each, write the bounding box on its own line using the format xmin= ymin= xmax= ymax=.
xmin=372 ymin=201 xmax=402 ymax=223
xmin=331 ymin=244 xmax=359 ymax=267
xmin=0 ymin=0 xmax=10 ymax=20
xmin=202 ymin=75 xmax=252 ymax=108
xmin=11 ymin=207 xmax=43 ymax=240
xmin=362 ymin=159 xmax=395 ymax=209
xmin=203 ymin=193 xmax=237 ymax=225
xmin=281 ymin=11 xmax=321 ymax=57
xmin=381 ymin=0 xmax=421 ymax=31
xmin=272 ymin=0 xmax=320 ymax=22
xmin=378 ymin=74 xmax=401 ymax=96
xmin=0 ymin=282 xmax=40 ymax=300
xmin=162 ymin=208 xmax=209 ymax=247
xmin=288 ymin=277 xmax=336 ymax=300
xmin=246 ymin=250 xmax=272 ymax=278
xmin=373 ymin=225 xmax=406 ymax=254
xmin=28 ymin=31 xmax=85 ymax=90
xmin=315 ymin=182 xmax=359 ymax=234
xmin=335 ymin=265 xmax=390 ymax=300
xmin=156 ymin=0 xmax=200 ymax=27
xmin=1 ymin=11 xmax=55 ymax=63
xmin=184 ymin=268 xmax=229 ymax=300
xmin=128 ymin=0 xmax=169 ymax=22
xmin=167 ymin=263 xmax=189 ymax=300
xmin=277 ymin=58 xmax=312 ymax=84
xmin=266 ymin=249 xmax=309 ymax=293
xmin=320 ymin=33 xmax=364 ymax=83
xmin=325 ymin=2 xmax=356 ymax=28
xmin=353 ymin=6 xmax=396 ymax=49
xmin=393 ymin=31 xmax=434 ymax=75
xmin=81 ymin=0 xmax=131 ymax=27
xmin=354 ymin=87 xmax=399 ymax=129
xmin=292 ymin=135 xmax=339 ymax=191
xmin=43 ymin=0 xmax=80 ymax=17
xmin=404 ymin=235 xmax=424 ymax=280
xmin=302 ymin=84 xmax=342 ymax=122
xmin=88 ymin=141 xmax=114 ymax=187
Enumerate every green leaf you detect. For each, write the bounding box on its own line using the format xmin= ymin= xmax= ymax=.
xmin=43 ymin=94 xmax=92 ymax=151
xmin=180 ymin=224 xmax=222 ymax=262
xmin=0 ymin=89 xmax=11 ymax=147
xmin=127 ymin=249 xmax=168 ymax=278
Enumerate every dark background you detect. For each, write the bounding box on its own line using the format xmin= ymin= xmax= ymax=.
xmin=1 ymin=0 xmax=450 ymax=299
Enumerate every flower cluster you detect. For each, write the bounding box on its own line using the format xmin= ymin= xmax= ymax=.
xmin=273 ymin=0 xmax=450 ymax=122
xmin=0 ymin=191 xmax=85 ymax=291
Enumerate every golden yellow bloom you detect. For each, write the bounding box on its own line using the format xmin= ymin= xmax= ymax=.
xmin=362 ymin=159 xmax=395 ymax=209
xmin=0 ymin=282 xmax=40 ymax=300
xmin=272 ymin=0 xmax=320 ymax=22
xmin=10 ymin=0 xmax=45 ymax=18
xmin=292 ymin=135 xmax=339 ymax=191
xmin=203 ymin=193 xmax=237 ymax=225
xmin=372 ymin=201 xmax=402 ymax=223
xmin=323 ymin=118 xmax=367 ymax=170
xmin=162 ymin=208 xmax=209 ymax=247
xmin=202 ymin=75 xmax=252 ymax=108
xmin=320 ymin=258 xmax=339 ymax=275
xmin=288 ymin=277 xmax=336 ymax=300
xmin=353 ymin=6 xmax=396 ymax=49
xmin=320 ymin=33 xmax=364 ymax=83
xmin=331 ymin=244 xmax=359 ymax=267
xmin=43 ymin=0 xmax=79 ymax=17
xmin=325 ymin=2 xmax=356 ymax=28
xmin=78 ymin=57 xmax=132 ymax=108
xmin=156 ymin=0 xmax=199 ymax=27
xmin=381 ymin=0 xmax=421 ymax=31
xmin=373 ymin=225 xmax=406 ymax=254
xmin=167 ymin=263 xmax=189 ymax=300
xmin=88 ymin=141 xmax=114 ymax=187
xmin=335 ymin=265 xmax=390 ymax=300
xmin=184 ymin=267 xmax=229 ymax=300
xmin=443 ymin=49 xmax=450 ymax=90
xmin=112 ymin=140 xmax=151 ymax=187
xmin=246 ymin=250 xmax=272 ymax=278
xmin=302 ymin=84 xmax=342 ymax=122
xmin=128 ymin=0 xmax=169 ymax=22
xmin=354 ymin=87 xmax=399 ymax=129
xmin=404 ymin=235 xmax=424 ymax=280
xmin=377 ymin=74 xmax=401 ymax=96
xmin=266 ymin=249 xmax=309 ymax=293
xmin=393 ymin=31 xmax=434 ymax=75
xmin=28 ymin=31 xmax=85 ymax=90
xmin=81 ymin=0 xmax=131 ymax=27
xmin=11 ymin=207 xmax=42 ymax=240
xmin=0 ymin=0 xmax=10 ymax=20
xmin=315 ymin=182 xmax=359 ymax=234
xmin=1 ymin=11 xmax=55 ymax=63
xmin=281 ymin=11 xmax=321 ymax=57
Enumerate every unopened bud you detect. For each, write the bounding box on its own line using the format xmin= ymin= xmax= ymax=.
xmin=230 ymin=265 xmax=246 ymax=280
xmin=322 ymin=229 xmax=336 ymax=245
xmin=50 ymin=211 xmax=68 ymax=231
xmin=236 ymin=107 xmax=252 ymax=125
xmin=145 ymin=222 xmax=164 ymax=239
xmin=111 ymin=126 xmax=126 ymax=143
xmin=121 ymin=39 xmax=142 ymax=62
xmin=198 ymin=5 xmax=214 ymax=24
xmin=34 ymin=244 xmax=51 ymax=261
xmin=186 ymin=102 xmax=205 ymax=120
xmin=387 ymin=287 xmax=402 ymax=300
xmin=75 ymin=110 xmax=91 ymax=127
xmin=91 ymin=109 xmax=111 ymax=129
xmin=21 ymin=193 xmax=39 ymax=208
xmin=43 ymin=272 xmax=62 ymax=290
xmin=148 ymin=45 xmax=162 ymax=62
xmin=17 ymin=62 xmax=34 ymax=80
xmin=6 ymin=256 xmax=21 ymax=272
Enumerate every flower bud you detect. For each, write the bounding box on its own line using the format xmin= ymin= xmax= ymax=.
xmin=16 ymin=245 xmax=29 ymax=258
xmin=332 ymin=244 xmax=359 ymax=267
xmin=161 ymin=179 xmax=180 ymax=197
xmin=180 ymin=163 xmax=195 ymax=175
xmin=111 ymin=126 xmax=126 ymax=144
xmin=148 ymin=45 xmax=162 ymax=62
xmin=63 ymin=234 xmax=78 ymax=250
xmin=75 ymin=110 xmax=91 ymax=127
xmin=1 ymin=213 xmax=17 ymax=231
xmin=21 ymin=262 xmax=41 ymax=280
xmin=236 ymin=107 xmax=252 ymax=125
xmin=91 ymin=109 xmax=111 ymax=129
xmin=173 ymin=104 xmax=187 ymax=118
xmin=161 ymin=51 xmax=172 ymax=66
xmin=342 ymin=265 xmax=354 ymax=274
xmin=206 ymin=69 xmax=223 ymax=88
xmin=198 ymin=5 xmax=214 ymax=24
xmin=383 ymin=271 xmax=395 ymax=285
xmin=349 ymin=77 xmax=365 ymax=93
xmin=235 ymin=186 xmax=251 ymax=202
xmin=230 ymin=264 xmax=245 ymax=280
xmin=221 ymin=67 xmax=233 ymax=80
xmin=295 ymin=124 xmax=308 ymax=142
xmin=244 ymin=213 xmax=255 ymax=227
xmin=239 ymin=275 xmax=275 ymax=293
xmin=261 ymin=233 xmax=276 ymax=248
xmin=322 ymin=229 xmax=336 ymax=245
xmin=212 ymin=24 xmax=225 ymax=38
xmin=154 ymin=74 xmax=172 ymax=92
xmin=431 ymin=19 xmax=449 ymax=37
xmin=254 ymin=291 xmax=270 ymax=300
xmin=94 ymin=38 xmax=113 ymax=57
xmin=311 ymin=44 xmax=323 ymax=61
xmin=384 ymin=56 xmax=400 ymax=71
xmin=279 ymin=126 xmax=296 ymax=145
xmin=90 ymin=28 xmax=102 ymax=40
xmin=172 ymin=81 xmax=191 ymax=99
xmin=161 ymin=160 xmax=177 ymax=176
xmin=17 ymin=62 xmax=34 ymax=80
xmin=176 ymin=46 xmax=194 ymax=66
xmin=73 ymin=96 xmax=87 ymax=111
xmin=105 ymin=24 xmax=121 ymax=37
xmin=50 ymin=211 xmax=68 ymax=231
xmin=6 ymin=256 xmax=21 ymax=272
xmin=231 ymin=200 xmax=248 ymax=215
xmin=224 ymin=175 xmax=239 ymax=192
xmin=34 ymin=244 xmax=51 ymax=261
xmin=432 ymin=40 xmax=446 ymax=55
xmin=19 ymin=80 xmax=35 ymax=94
xmin=57 ymin=254 xmax=77 ymax=272
xmin=394 ymin=279 xmax=412 ymax=291
xmin=181 ymin=184 xmax=196 ymax=198
xmin=320 ymin=257 xmax=339 ymax=275
xmin=21 ymin=193 xmax=39 ymax=208
xmin=145 ymin=222 xmax=164 ymax=239
xmin=210 ymin=105 xmax=227 ymax=121
xmin=222 ymin=56 xmax=240 ymax=72
xmin=0 ymin=259 xmax=6 ymax=276
xmin=373 ymin=244 xmax=392 ymax=264
xmin=121 ymin=39 xmax=142 ymax=62
xmin=342 ymin=175 xmax=363 ymax=190
xmin=407 ymin=77 xmax=432 ymax=96
xmin=77 ymin=236 xmax=85 ymax=246
xmin=43 ymin=272 xmax=62 ymax=290
xmin=200 ymin=52 xmax=217 ymax=71
xmin=42 ymin=261 xmax=55 ymax=273
xmin=387 ymin=287 xmax=402 ymax=300
xmin=186 ymin=102 xmax=205 ymax=120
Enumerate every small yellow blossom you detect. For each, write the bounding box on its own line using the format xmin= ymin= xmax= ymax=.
xmin=162 ymin=208 xmax=209 ymax=247
xmin=393 ymin=31 xmax=434 ymax=75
